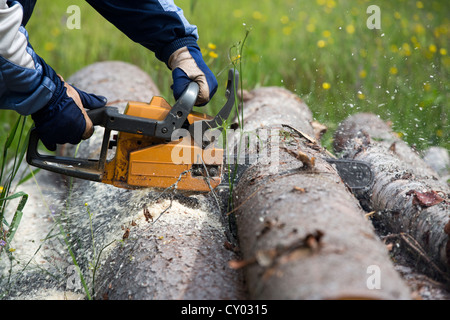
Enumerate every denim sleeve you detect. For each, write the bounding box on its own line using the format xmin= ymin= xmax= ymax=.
xmin=85 ymin=0 xmax=199 ymax=65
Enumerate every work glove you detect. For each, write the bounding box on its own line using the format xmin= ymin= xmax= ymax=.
xmin=31 ymin=75 xmax=107 ymax=152
xmin=169 ymin=45 xmax=218 ymax=106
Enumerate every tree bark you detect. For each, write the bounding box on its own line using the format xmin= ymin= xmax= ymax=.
xmin=61 ymin=61 xmax=246 ymax=300
xmin=1 ymin=62 xmax=245 ymax=300
xmin=231 ymin=88 xmax=412 ymax=299
xmin=333 ymin=113 xmax=450 ymax=281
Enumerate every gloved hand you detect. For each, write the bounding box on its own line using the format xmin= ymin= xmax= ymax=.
xmin=169 ymin=45 xmax=218 ymax=106
xmin=31 ymin=76 xmax=107 ymax=151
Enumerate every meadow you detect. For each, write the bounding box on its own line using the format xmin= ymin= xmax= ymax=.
xmin=0 ymin=0 xmax=448 ymax=153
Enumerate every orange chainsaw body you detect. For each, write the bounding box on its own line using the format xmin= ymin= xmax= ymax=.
xmin=102 ymin=97 xmax=223 ymax=192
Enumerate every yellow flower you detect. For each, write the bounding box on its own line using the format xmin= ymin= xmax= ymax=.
xmin=322 ymin=30 xmax=331 ymax=38
xmin=51 ymin=27 xmax=61 ymax=37
xmin=389 ymin=67 xmax=398 ymax=75
xmin=322 ymin=82 xmax=331 ymax=90
xmin=317 ymin=40 xmax=326 ymax=48
xmin=326 ymin=0 xmax=336 ymax=9
xmin=0 ymin=186 xmax=3 ymax=192
xmin=436 ymin=129 xmax=443 ymax=137
xmin=346 ymin=25 xmax=355 ymax=35
xmin=359 ymin=70 xmax=367 ymax=79
xmin=429 ymin=44 xmax=437 ymax=53
xmin=440 ymin=48 xmax=447 ymax=56
xmin=208 ymin=43 xmax=217 ymax=50
xmin=390 ymin=44 xmax=399 ymax=53
xmin=231 ymin=54 xmax=241 ymax=63
xmin=283 ymin=26 xmax=293 ymax=36
xmin=416 ymin=1 xmax=424 ymax=9
xmin=306 ymin=23 xmax=316 ymax=33
xmin=44 ymin=42 xmax=55 ymax=52
xmin=317 ymin=39 xmax=327 ymax=48
xmin=209 ymin=51 xmax=218 ymax=59
xmin=280 ymin=15 xmax=289 ymax=24
xmin=401 ymin=43 xmax=412 ymax=56
xmin=411 ymin=36 xmax=421 ymax=49
xmin=357 ymin=91 xmax=365 ymax=100
xmin=9 ymin=248 xmax=15 ymax=252
xmin=423 ymin=82 xmax=431 ymax=91
xmin=414 ymin=23 xmax=425 ymax=35
xmin=252 ymin=11 xmax=263 ymax=20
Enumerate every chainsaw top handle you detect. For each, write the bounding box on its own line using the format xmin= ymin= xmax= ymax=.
xmin=79 ymin=67 xmax=238 ymax=141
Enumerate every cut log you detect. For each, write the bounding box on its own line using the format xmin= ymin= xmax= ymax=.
xmin=231 ymin=88 xmax=412 ymax=299
xmin=60 ymin=61 xmax=245 ymax=300
xmin=1 ymin=62 xmax=245 ymax=300
xmin=333 ymin=113 xmax=450 ymax=282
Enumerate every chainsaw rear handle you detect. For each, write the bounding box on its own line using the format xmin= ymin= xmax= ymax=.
xmin=26 ymin=80 xmax=199 ymax=181
xmin=26 ymin=127 xmax=106 ymax=181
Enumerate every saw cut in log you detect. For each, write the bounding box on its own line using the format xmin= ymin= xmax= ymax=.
xmin=333 ymin=113 xmax=450 ymax=282
xmin=231 ymin=88 xmax=411 ymax=300
xmin=57 ymin=61 xmax=245 ymax=300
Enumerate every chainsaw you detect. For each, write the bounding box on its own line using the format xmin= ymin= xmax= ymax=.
xmin=26 ymin=69 xmax=239 ymax=192
xmin=26 ymin=68 xmax=373 ymax=193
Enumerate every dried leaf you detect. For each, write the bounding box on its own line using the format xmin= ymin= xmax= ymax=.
xmin=122 ymin=228 xmax=130 ymax=240
xmin=228 ymin=258 xmax=255 ymax=270
xmin=444 ymin=222 xmax=450 ymax=235
xmin=292 ymin=186 xmax=306 ymax=193
xmin=282 ymin=147 xmax=315 ymax=169
xmin=143 ymin=204 xmax=153 ymax=222
xmin=407 ymin=190 xmax=444 ymax=207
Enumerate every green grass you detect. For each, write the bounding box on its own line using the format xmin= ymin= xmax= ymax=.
xmin=0 ymin=0 xmax=448 ymax=152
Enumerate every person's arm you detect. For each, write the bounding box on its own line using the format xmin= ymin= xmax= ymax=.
xmin=0 ymin=0 xmax=55 ymax=115
xmin=0 ymin=1 xmax=107 ymax=150
xmin=85 ymin=0 xmax=198 ymax=64
xmin=86 ymin=0 xmax=218 ymax=105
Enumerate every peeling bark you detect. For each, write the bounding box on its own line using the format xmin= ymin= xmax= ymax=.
xmin=334 ymin=113 xmax=450 ymax=281
xmin=232 ymin=89 xmax=411 ymax=299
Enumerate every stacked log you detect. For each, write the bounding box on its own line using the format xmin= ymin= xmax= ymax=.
xmin=333 ymin=113 xmax=450 ymax=283
xmin=231 ymin=88 xmax=412 ymax=299
xmin=5 ymin=62 xmax=448 ymax=300
xmin=1 ymin=62 xmax=245 ymax=300
xmin=61 ymin=61 xmax=245 ymax=299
